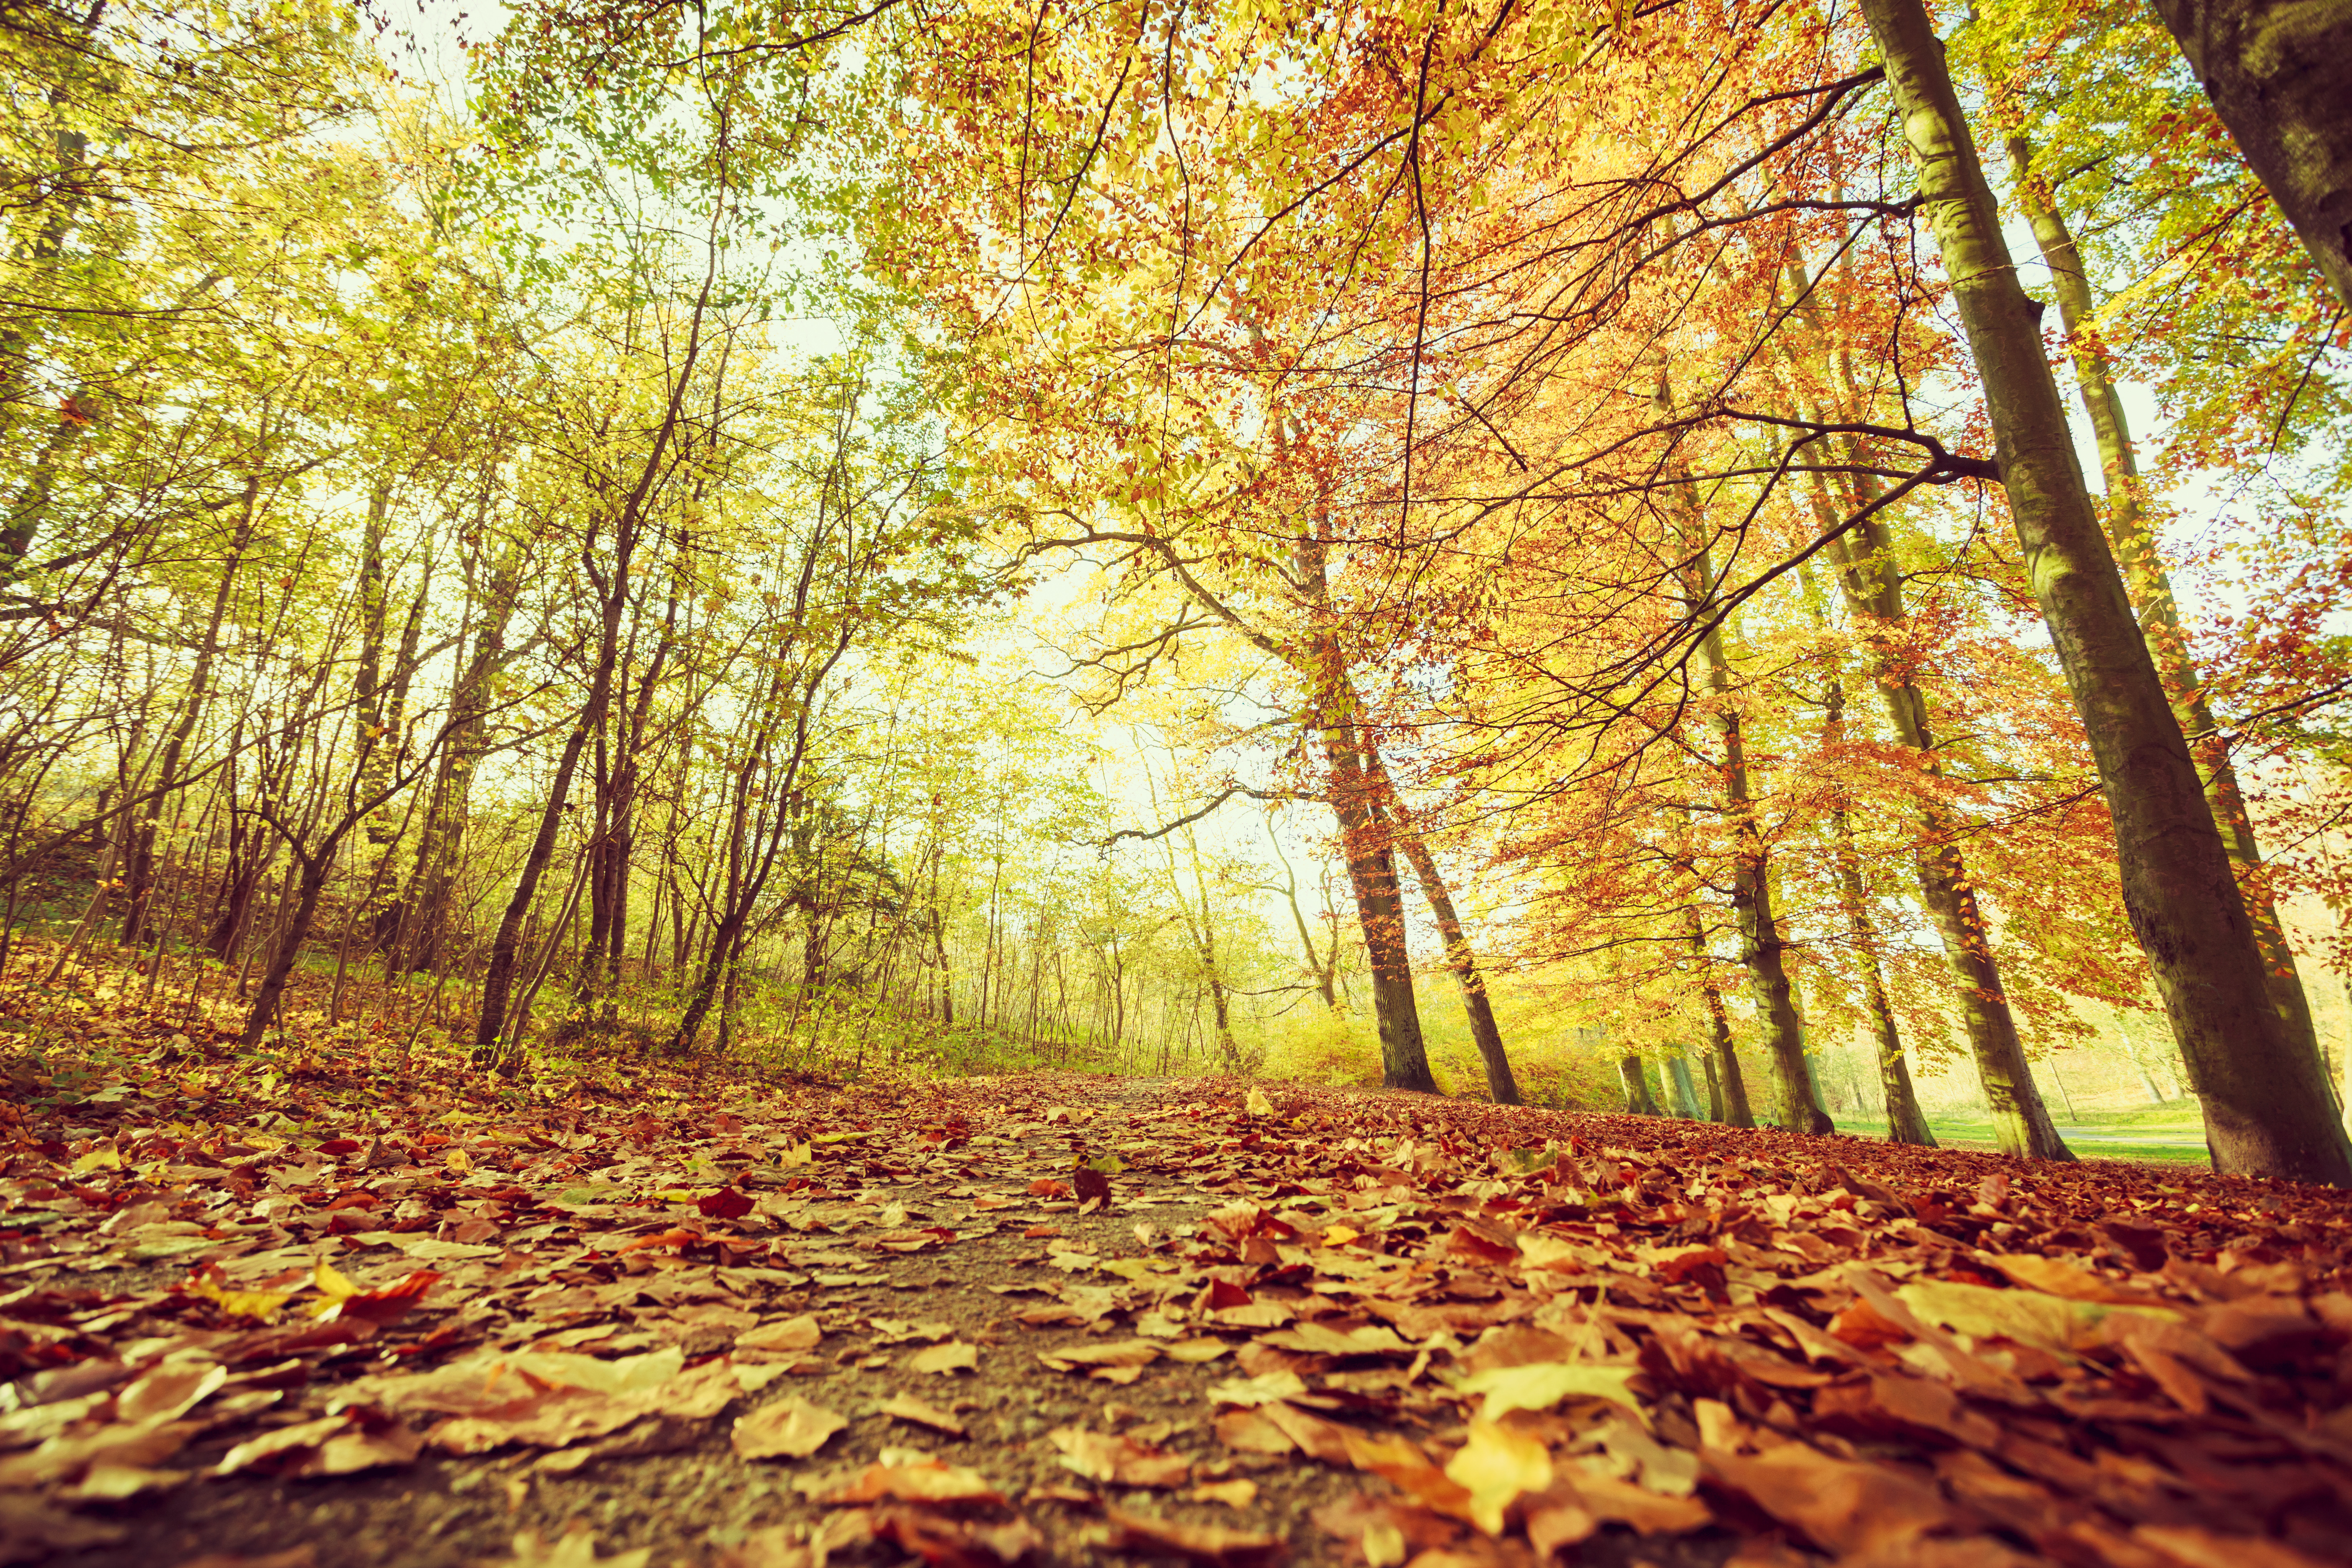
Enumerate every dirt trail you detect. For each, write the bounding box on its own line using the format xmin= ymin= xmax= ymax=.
xmin=4 ymin=1066 xmax=2350 ymax=1568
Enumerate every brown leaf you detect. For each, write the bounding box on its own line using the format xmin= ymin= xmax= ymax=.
xmin=1038 ymin=1338 xmax=1160 ymax=1374
xmin=1049 ymin=1426 xmax=1191 ymax=1488
xmin=1702 ymin=1442 xmax=1958 ymax=1555
xmin=1101 ymin=1506 xmax=1287 ymax=1567
xmin=739 ymin=1313 xmax=823 ymax=1352
xmin=1256 ymin=1400 xmax=1353 ymax=1465
xmin=881 ymin=1393 xmax=968 ymax=1436
xmin=1340 ymin=1428 xmax=1474 ymax=1520
xmin=1552 ymin=1467 xmax=1710 ymax=1533
xmin=2133 ymin=1525 xmax=2335 ymax=1568
xmin=820 ymin=1456 xmax=1006 ymax=1506
xmin=732 ymin=1396 xmax=847 ymax=1460
xmin=907 ymin=1341 xmax=980 ymax=1375
xmin=874 ymin=1505 xmax=1044 ymax=1568
xmin=1984 ymin=1253 xmax=2162 ymax=1305
xmin=1446 ymin=1222 xmax=1520 ymax=1265
xmin=1214 ymin=1408 xmax=1296 ymax=1455
xmin=1256 ymin=1323 xmax=1410 ymax=1357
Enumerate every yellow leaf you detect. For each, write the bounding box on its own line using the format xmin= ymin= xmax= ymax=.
xmin=72 ymin=1146 xmax=122 ymax=1175
xmin=1243 ymin=1087 xmax=1275 ymax=1117
xmin=1320 ymin=1225 xmax=1362 ymax=1247
xmin=315 ymin=1260 xmax=358 ymax=1300
xmin=189 ymin=1279 xmax=292 ymax=1322
xmin=1444 ymin=1417 xmax=1553 ymax=1535
xmin=444 ymin=1148 xmax=474 ymax=1175
xmin=906 ymin=1341 xmax=979 ymax=1375
xmin=1453 ymin=1362 xmax=1645 ymax=1422
xmin=775 ymin=1142 xmax=814 ymax=1168
xmin=1896 ymin=1279 xmax=2177 ymax=1352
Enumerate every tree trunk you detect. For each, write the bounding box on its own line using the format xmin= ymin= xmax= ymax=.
xmin=1821 ymin=651 xmax=1937 ymax=1146
xmin=2143 ymin=0 xmax=2352 ymax=310
xmin=1679 ymin=557 xmax=1826 ymax=1132
xmin=1835 ymin=813 xmax=1937 ymax=1147
xmin=125 ymin=498 xmax=257 ymax=946
xmin=1618 ymin=1053 xmax=1661 ymax=1115
xmin=1318 ymin=697 xmax=1437 ymax=1092
xmin=1862 ymin=0 xmax=2351 ymax=1184
xmin=1687 ymin=903 xmax=1754 ymax=1128
xmin=1660 ymin=371 xmax=1825 ymax=1134
xmin=2008 ymin=135 xmax=2334 ymax=1109
xmin=241 ymin=847 xmax=335 ymax=1048
xmin=1380 ymin=776 xmax=1521 ymax=1104
xmin=1665 ymin=1055 xmax=1701 ymax=1119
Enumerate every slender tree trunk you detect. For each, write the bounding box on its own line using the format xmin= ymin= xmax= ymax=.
xmin=2143 ymin=0 xmax=2352 ymax=310
xmin=2008 ymin=136 xmax=2334 ymax=1109
xmin=1673 ymin=533 xmax=1826 ymax=1130
xmin=1818 ymin=645 xmax=1937 ymax=1146
xmin=1317 ymin=697 xmax=1437 ymax=1093
xmin=1658 ymin=370 xmax=1822 ymax=1132
xmin=1833 ymin=810 xmax=1937 ymax=1147
xmin=1863 ymin=0 xmax=2351 ymax=1183
xmin=1812 ymin=499 xmax=2071 ymax=1156
xmin=124 ymin=499 xmax=256 ymax=946
xmin=241 ymin=848 xmax=335 ymax=1048
xmin=1686 ymin=902 xmax=1754 ymax=1128
xmin=1373 ymin=763 xmax=1519 ymax=1103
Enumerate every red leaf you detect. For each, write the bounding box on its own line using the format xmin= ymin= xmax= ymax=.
xmin=698 ymin=1186 xmax=755 ymax=1220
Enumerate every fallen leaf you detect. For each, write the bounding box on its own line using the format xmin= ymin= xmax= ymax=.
xmin=1452 ymin=1361 xmax=1643 ymax=1421
xmin=874 ymin=1504 xmax=1045 ymax=1567
xmin=1207 ymin=1370 xmax=1307 ymax=1408
xmin=733 ymin=1397 xmax=847 ymax=1460
xmin=1104 ymin=1504 xmax=1285 ymax=1566
xmin=1444 ymin=1417 xmax=1553 ymax=1535
xmin=907 ymin=1341 xmax=980 ymax=1375
xmin=880 ymin=1393 xmax=968 ymax=1436
xmin=1703 ymin=1442 xmax=1957 ymax=1555
xmin=1257 ymin=1400 xmax=1353 ymax=1464
xmin=1342 ymin=1429 xmax=1474 ymax=1519
xmin=1214 ymin=1409 xmax=1296 ymax=1455
xmin=1050 ymin=1426 xmax=1191 ymax=1488
xmin=474 ymin=1523 xmax=653 ymax=1568
xmin=819 ymin=1455 xmax=1005 ymax=1506
xmin=739 ymin=1314 xmax=823 ymax=1352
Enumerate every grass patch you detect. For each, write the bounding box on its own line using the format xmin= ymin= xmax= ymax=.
xmin=1833 ymin=1105 xmax=2211 ymax=1166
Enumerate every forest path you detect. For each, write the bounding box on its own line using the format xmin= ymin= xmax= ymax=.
xmin=3 ymin=1056 xmax=2349 ymax=1568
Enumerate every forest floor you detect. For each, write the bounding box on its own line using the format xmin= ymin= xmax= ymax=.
xmin=3 ymin=996 xmax=2352 ymax=1568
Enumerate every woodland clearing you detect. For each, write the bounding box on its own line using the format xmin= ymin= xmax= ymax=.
xmin=3 ymin=984 xmax=2349 ymax=1568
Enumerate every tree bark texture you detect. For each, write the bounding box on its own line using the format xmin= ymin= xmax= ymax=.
xmin=1863 ymin=0 xmax=2352 ymax=1183
xmin=2144 ymin=0 xmax=2352 ymax=311
xmin=1619 ymin=1053 xmax=1661 ymax=1115
xmin=1317 ymin=696 xmax=1438 ymax=1093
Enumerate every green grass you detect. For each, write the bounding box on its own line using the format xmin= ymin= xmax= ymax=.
xmin=1831 ymin=1104 xmax=2211 ymax=1166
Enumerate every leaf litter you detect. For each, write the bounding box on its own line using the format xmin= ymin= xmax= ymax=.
xmin=2 ymin=1050 xmax=2350 ymax=1567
